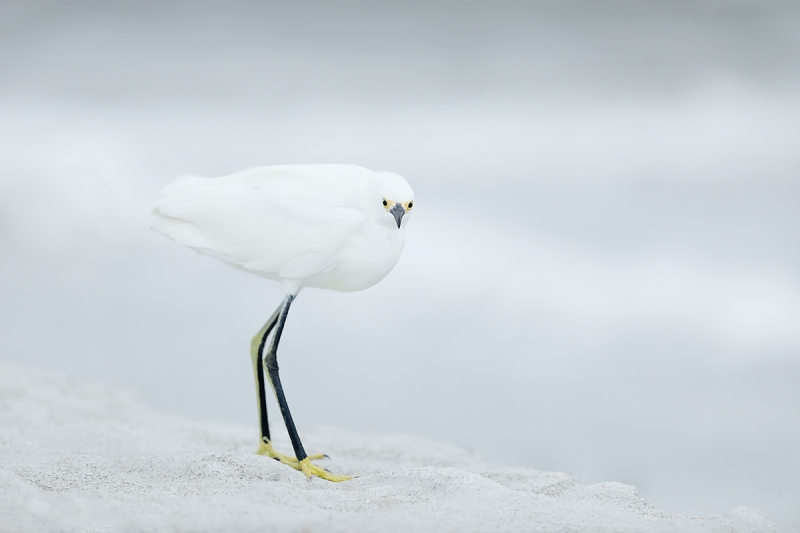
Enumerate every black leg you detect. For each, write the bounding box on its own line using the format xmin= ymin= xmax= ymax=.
xmin=250 ymin=304 xmax=282 ymax=445
xmin=264 ymin=294 xmax=308 ymax=462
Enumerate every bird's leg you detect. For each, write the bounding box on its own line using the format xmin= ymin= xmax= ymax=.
xmin=251 ymin=302 xmax=323 ymax=464
xmin=251 ymin=304 xmax=290 ymax=460
xmin=263 ymin=294 xmax=351 ymax=482
xmin=250 ymin=296 xmax=326 ymax=465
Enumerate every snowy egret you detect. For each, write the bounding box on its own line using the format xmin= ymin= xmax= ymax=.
xmin=152 ymin=164 xmax=414 ymax=481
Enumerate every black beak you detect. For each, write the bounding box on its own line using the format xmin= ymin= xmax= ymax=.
xmin=389 ymin=203 xmax=405 ymax=228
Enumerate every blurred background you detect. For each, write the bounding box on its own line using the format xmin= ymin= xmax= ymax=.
xmin=1 ymin=0 xmax=798 ymax=530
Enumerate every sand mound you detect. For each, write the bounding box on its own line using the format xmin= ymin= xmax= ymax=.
xmin=0 ymin=362 xmax=776 ymax=532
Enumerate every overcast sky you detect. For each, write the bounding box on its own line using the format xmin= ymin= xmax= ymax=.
xmin=1 ymin=1 xmax=799 ymax=530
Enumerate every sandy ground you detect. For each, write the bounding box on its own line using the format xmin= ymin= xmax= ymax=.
xmin=0 ymin=362 xmax=778 ymax=533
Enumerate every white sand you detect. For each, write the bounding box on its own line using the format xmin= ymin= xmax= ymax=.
xmin=0 ymin=362 xmax=777 ymax=533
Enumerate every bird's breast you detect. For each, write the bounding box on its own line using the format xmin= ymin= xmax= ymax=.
xmin=301 ymin=225 xmax=405 ymax=292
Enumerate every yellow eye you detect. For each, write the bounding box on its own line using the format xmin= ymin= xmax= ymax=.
xmin=382 ymin=199 xmax=388 ymax=207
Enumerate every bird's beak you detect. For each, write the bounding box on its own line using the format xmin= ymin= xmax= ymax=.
xmin=389 ymin=203 xmax=405 ymax=228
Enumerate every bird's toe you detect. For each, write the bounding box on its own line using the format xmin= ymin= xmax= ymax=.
xmin=298 ymin=458 xmax=351 ymax=482
xmin=256 ymin=439 xmax=298 ymax=464
xmin=256 ymin=440 xmax=334 ymax=473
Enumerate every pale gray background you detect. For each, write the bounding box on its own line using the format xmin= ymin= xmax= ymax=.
xmin=1 ymin=1 xmax=799 ymax=530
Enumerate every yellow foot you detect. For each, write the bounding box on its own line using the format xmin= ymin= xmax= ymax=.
xmin=298 ymin=458 xmax=352 ymax=482
xmin=254 ymin=439 xmax=350 ymax=481
xmin=255 ymin=439 xmax=325 ymax=465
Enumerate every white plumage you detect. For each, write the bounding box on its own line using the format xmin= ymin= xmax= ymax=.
xmin=151 ymin=164 xmax=414 ymax=294
xmin=151 ymin=164 xmax=415 ymax=481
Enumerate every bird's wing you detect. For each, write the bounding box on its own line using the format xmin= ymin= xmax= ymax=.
xmin=151 ymin=169 xmax=366 ymax=279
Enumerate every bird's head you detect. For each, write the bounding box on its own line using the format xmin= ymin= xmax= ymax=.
xmin=375 ymin=171 xmax=414 ymax=229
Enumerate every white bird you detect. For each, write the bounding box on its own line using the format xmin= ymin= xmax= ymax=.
xmin=152 ymin=164 xmax=414 ymax=481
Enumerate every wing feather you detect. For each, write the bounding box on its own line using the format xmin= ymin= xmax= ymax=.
xmin=151 ymin=167 xmax=368 ymax=279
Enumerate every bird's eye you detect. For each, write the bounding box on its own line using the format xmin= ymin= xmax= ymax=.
xmin=382 ymin=199 xmax=388 ymax=207
xmin=407 ymin=201 xmax=413 ymax=209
